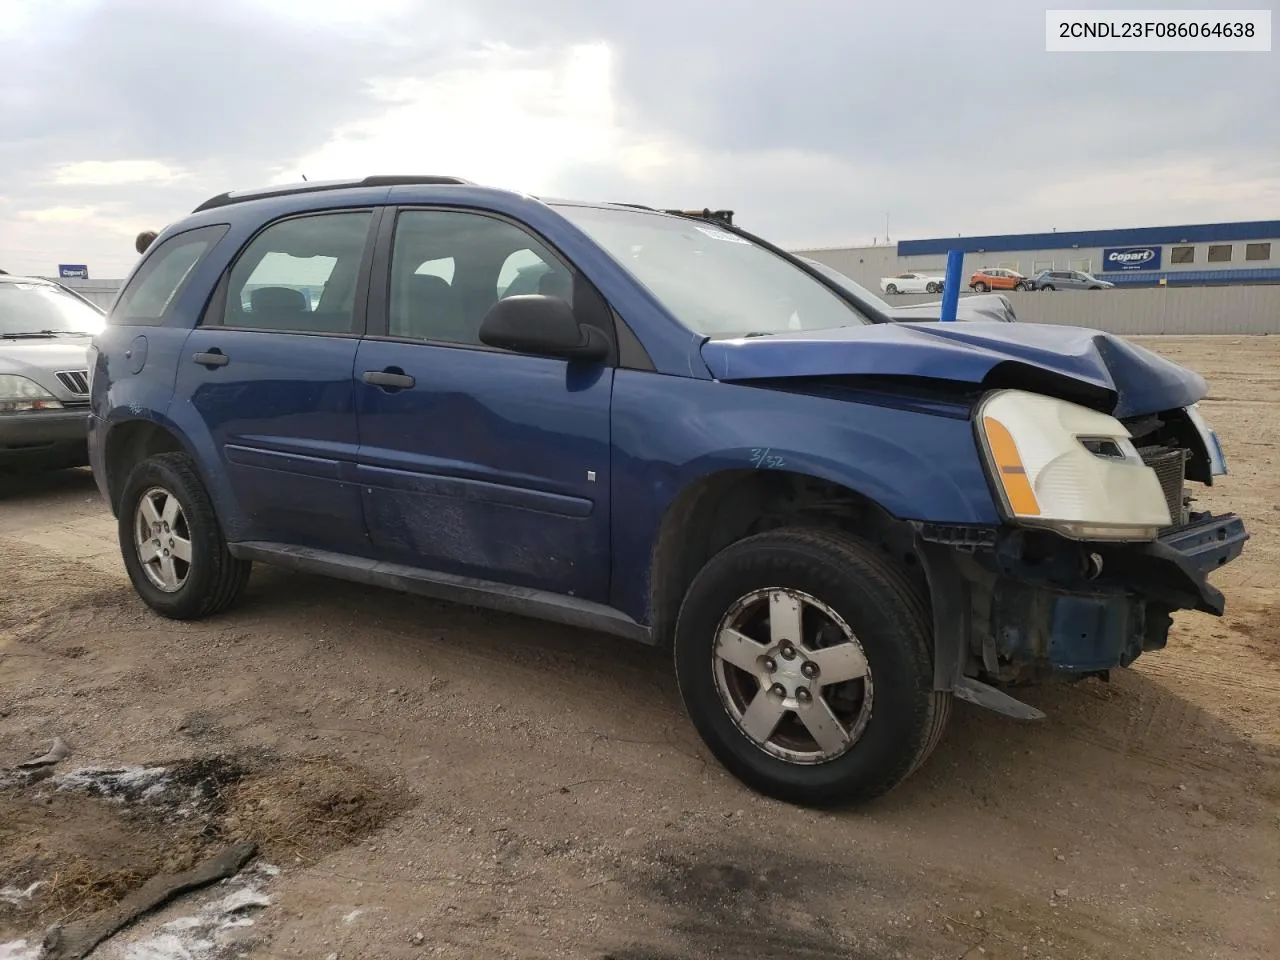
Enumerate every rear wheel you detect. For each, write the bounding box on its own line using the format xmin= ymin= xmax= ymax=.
xmin=118 ymin=452 xmax=251 ymax=620
xmin=673 ymin=528 xmax=950 ymax=806
xmin=925 ymin=282 xmax=939 ymax=294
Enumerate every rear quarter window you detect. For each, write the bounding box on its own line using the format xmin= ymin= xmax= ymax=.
xmin=110 ymin=224 xmax=229 ymax=326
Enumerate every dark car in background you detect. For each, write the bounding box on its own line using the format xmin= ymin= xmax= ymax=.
xmin=1 ymin=275 xmax=104 ymax=471
xmin=1029 ymin=269 xmax=1115 ymax=291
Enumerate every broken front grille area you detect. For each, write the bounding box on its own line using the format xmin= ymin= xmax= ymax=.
xmin=1119 ymin=410 xmax=1196 ymax=535
xmin=1137 ymin=444 xmax=1189 ymax=533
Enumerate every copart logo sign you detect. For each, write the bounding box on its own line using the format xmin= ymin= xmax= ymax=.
xmin=1102 ymin=246 xmax=1162 ymax=272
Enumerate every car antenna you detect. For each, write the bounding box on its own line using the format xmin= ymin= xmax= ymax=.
xmin=301 ymin=173 xmax=308 ymax=181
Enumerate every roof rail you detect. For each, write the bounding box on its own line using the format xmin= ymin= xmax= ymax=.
xmin=192 ymin=175 xmax=473 ymax=213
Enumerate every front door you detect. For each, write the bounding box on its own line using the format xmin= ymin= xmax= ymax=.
xmin=353 ymin=207 xmax=614 ymax=602
xmin=175 ymin=209 xmax=378 ymax=552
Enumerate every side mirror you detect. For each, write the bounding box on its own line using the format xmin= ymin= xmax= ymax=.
xmin=478 ymin=294 xmax=609 ymax=362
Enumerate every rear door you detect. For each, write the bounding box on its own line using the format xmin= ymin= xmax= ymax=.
xmin=173 ymin=208 xmax=379 ymax=552
xmin=352 ymin=207 xmax=615 ymax=601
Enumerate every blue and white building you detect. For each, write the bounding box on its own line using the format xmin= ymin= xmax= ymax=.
xmin=795 ymin=219 xmax=1280 ymax=292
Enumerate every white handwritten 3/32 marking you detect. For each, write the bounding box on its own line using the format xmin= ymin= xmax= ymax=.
xmin=750 ymin=447 xmax=786 ymax=469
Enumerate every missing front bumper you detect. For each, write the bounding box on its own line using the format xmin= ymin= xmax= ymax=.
xmin=918 ymin=512 xmax=1250 ymax=701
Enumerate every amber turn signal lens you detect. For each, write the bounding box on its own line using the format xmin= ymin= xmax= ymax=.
xmin=982 ymin=416 xmax=1041 ymax=517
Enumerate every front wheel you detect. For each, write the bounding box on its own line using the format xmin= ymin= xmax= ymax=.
xmin=973 ymin=281 xmax=989 ymax=292
xmin=673 ymin=528 xmax=950 ymax=807
xmin=1013 ymin=282 xmax=1028 ymax=291
xmin=885 ymin=284 xmax=898 ymax=295
xmin=118 ymin=452 xmax=252 ymax=620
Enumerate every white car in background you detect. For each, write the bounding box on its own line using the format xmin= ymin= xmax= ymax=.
xmin=879 ymin=271 xmax=945 ymax=295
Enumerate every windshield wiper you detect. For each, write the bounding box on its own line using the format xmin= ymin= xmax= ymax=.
xmin=0 ymin=330 xmax=87 ymax=339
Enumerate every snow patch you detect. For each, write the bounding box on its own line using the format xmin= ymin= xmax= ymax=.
xmin=53 ymin=766 xmax=172 ymax=804
xmin=0 ymin=941 xmax=41 ymax=960
xmin=0 ymin=883 xmax=43 ymax=906
xmin=97 ymin=864 xmax=278 ymax=960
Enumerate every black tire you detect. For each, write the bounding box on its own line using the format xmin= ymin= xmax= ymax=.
xmin=885 ymin=284 xmax=898 ymax=295
xmin=1014 ymin=282 xmax=1027 ymax=291
xmin=673 ymin=527 xmax=950 ymax=807
xmin=925 ymin=282 xmax=939 ymax=294
xmin=117 ymin=452 xmax=251 ymax=620
xmin=1043 ymin=284 xmax=1055 ymax=291
xmin=974 ymin=281 xmax=989 ymax=292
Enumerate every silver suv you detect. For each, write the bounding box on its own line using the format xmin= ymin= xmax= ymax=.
xmin=1030 ymin=269 xmax=1115 ymax=291
xmin=0 ymin=275 xmax=104 ymax=471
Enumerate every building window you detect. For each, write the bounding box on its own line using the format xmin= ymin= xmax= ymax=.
xmin=1171 ymin=245 xmax=1195 ymax=264
xmin=997 ymin=261 xmax=1020 ymax=272
xmin=1246 ymin=242 xmax=1271 ymax=262
xmin=1033 ymin=260 xmax=1053 ymax=274
xmin=1070 ymin=259 xmax=1091 ymax=273
xmin=1207 ymin=244 xmax=1232 ymax=263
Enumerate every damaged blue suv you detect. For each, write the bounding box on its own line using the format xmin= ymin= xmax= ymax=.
xmin=88 ymin=177 xmax=1248 ymax=805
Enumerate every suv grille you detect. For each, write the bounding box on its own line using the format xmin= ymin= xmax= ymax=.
xmin=1138 ymin=445 xmax=1188 ymax=532
xmin=55 ymin=370 xmax=90 ymax=395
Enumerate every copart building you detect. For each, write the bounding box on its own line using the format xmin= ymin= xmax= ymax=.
xmin=793 ymin=219 xmax=1280 ymax=291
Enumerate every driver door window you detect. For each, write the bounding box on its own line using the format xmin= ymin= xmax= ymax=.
xmin=388 ymin=210 xmax=574 ymax=345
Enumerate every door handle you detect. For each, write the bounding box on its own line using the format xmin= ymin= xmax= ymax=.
xmin=192 ymin=350 xmax=229 ymax=368
xmin=362 ymin=369 xmax=415 ymax=390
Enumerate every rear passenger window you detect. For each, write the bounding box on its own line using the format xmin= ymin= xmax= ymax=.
xmin=111 ymin=225 xmax=228 ymax=325
xmin=214 ymin=211 xmax=373 ymax=334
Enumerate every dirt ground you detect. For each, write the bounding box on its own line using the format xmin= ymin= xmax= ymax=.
xmin=1 ymin=335 xmax=1278 ymax=960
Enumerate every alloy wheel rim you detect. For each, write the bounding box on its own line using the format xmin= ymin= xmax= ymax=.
xmin=133 ymin=486 xmax=193 ymax=593
xmin=712 ymin=588 xmax=874 ymax=764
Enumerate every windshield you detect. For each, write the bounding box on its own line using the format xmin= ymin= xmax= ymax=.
xmin=0 ymin=281 xmax=105 ymax=337
xmin=796 ymin=257 xmax=894 ymax=313
xmin=555 ymin=205 xmax=873 ymax=337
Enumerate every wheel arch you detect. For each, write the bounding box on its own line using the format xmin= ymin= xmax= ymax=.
xmin=102 ymin=418 xmax=194 ymax=516
xmin=646 ymin=467 xmax=927 ymax=651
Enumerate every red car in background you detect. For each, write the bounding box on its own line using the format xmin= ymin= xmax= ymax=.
xmin=969 ymin=267 xmax=1029 ymax=292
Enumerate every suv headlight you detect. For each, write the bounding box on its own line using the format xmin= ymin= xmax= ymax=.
xmin=0 ymin=374 xmax=64 ymax=413
xmin=976 ymin=389 xmax=1170 ymax=541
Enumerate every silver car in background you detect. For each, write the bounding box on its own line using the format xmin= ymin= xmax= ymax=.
xmin=0 ymin=275 xmax=105 ymax=472
xmin=1029 ymin=269 xmax=1115 ymax=291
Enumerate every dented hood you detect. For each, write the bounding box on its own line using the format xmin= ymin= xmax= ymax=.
xmin=699 ymin=321 xmax=1206 ymax=419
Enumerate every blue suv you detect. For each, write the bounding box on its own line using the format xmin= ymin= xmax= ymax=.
xmin=88 ymin=176 xmax=1248 ymax=806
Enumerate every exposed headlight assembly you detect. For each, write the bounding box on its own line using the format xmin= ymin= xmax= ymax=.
xmin=0 ymin=374 xmax=64 ymax=413
xmin=976 ymin=389 xmax=1170 ymax=541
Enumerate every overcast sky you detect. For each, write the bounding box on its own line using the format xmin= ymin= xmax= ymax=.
xmin=0 ymin=0 xmax=1275 ymax=278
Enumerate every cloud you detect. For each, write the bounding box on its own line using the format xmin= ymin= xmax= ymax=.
xmin=19 ymin=206 xmax=99 ymax=224
xmin=0 ymin=0 xmax=1276 ymax=277
xmin=48 ymin=160 xmax=187 ymax=186
xmin=279 ymin=42 xmax=684 ymax=193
